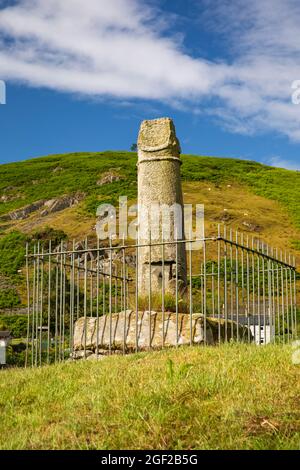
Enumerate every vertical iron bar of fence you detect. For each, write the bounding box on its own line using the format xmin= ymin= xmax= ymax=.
xmin=120 ymin=258 xmax=123 ymax=314
xmin=25 ymin=243 xmax=30 ymax=368
xmin=47 ymin=241 xmax=51 ymax=364
xmin=217 ymin=225 xmax=221 ymax=344
xmin=72 ymin=241 xmax=76 ymax=355
xmin=285 ymin=253 xmax=290 ymax=342
xmin=62 ymin=247 xmax=66 ymax=361
xmin=211 ymin=261 xmax=215 ymax=318
xmin=103 ymin=263 xmax=106 ymax=317
xmin=241 ymin=233 xmax=245 ymax=333
xmin=230 ymin=229 xmax=234 ymax=340
xmin=293 ymin=259 xmax=297 ymax=339
xmin=77 ymin=255 xmax=80 ymax=320
xmin=90 ymin=259 xmax=93 ymax=319
xmin=212 ymin=261 xmax=215 ymax=318
xmin=269 ymin=247 xmax=273 ymax=344
xmin=251 ymin=238 xmax=256 ymax=344
xmin=54 ymin=249 xmax=59 ymax=363
xmin=59 ymin=242 xmax=63 ymax=362
xmin=109 ymin=236 xmax=113 ymax=355
xmin=115 ymin=265 xmax=118 ymax=314
xmin=35 ymin=242 xmax=40 ymax=367
xmin=162 ymin=234 xmax=165 ymax=349
xmin=189 ymin=234 xmax=193 ymax=346
xmin=200 ymin=262 xmax=204 ymax=318
xmin=203 ymin=238 xmax=207 ymax=345
xmin=276 ymin=249 xmax=280 ymax=342
xmin=96 ymin=238 xmax=100 ymax=359
xmin=176 ymin=235 xmax=179 ymax=347
xmin=39 ymin=246 xmax=44 ymax=366
xmin=257 ymin=240 xmax=261 ymax=346
xmin=267 ymin=246 xmax=273 ymax=345
xmin=69 ymin=249 xmax=72 ymax=356
xmin=34 ymin=242 xmax=39 ymax=366
xmin=224 ymin=227 xmax=228 ymax=343
xmin=149 ymin=233 xmax=152 ymax=350
xmin=280 ymin=252 xmax=285 ymax=344
xmin=289 ymin=255 xmax=294 ymax=340
xmin=136 ymin=243 xmax=139 ymax=353
xmin=83 ymin=238 xmax=88 ymax=359
xmin=271 ymin=253 xmax=276 ymax=344
xmin=272 ymin=250 xmax=276 ymax=343
xmin=236 ymin=231 xmax=239 ymax=342
xmin=69 ymin=240 xmax=75 ymax=359
xmin=126 ymin=265 xmax=129 ymax=312
xmin=246 ymin=236 xmax=251 ymax=343
xmin=272 ymin=254 xmax=276 ymax=342
xmin=31 ymin=245 xmax=36 ymax=367
xmin=262 ymin=244 xmax=267 ymax=345
xmin=38 ymin=247 xmax=43 ymax=366
xmin=123 ymin=237 xmax=126 ymax=355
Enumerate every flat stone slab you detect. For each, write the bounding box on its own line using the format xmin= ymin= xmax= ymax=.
xmin=138 ymin=117 xmax=180 ymax=153
xmin=73 ymin=311 xmax=251 ymax=353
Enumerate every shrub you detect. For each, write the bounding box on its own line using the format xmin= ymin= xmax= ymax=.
xmin=31 ymin=227 xmax=67 ymax=247
xmin=0 ymin=315 xmax=29 ymax=337
xmin=0 ymin=289 xmax=21 ymax=309
xmin=0 ymin=231 xmax=28 ymax=276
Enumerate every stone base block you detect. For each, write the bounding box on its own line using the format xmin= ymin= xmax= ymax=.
xmin=73 ymin=311 xmax=252 ymax=354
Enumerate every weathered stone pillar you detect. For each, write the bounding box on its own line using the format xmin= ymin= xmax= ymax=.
xmin=137 ymin=117 xmax=187 ymax=296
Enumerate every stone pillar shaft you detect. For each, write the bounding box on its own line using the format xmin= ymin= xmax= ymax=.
xmin=137 ymin=117 xmax=187 ymax=296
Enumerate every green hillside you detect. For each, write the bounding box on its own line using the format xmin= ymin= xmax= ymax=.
xmin=0 ymin=151 xmax=299 ymax=315
xmin=0 ymin=151 xmax=299 ymax=226
xmin=0 ymin=344 xmax=299 ymax=450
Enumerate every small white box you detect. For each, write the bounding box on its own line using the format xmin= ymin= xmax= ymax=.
xmin=0 ymin=342 xmax=6 ymax=365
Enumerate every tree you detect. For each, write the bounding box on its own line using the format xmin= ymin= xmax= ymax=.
xmin=130 ymin=143 xmax=137 ymax=152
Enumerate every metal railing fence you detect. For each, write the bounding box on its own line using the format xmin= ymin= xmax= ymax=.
xmin=25 ymin=226 xmax=298 ymax=367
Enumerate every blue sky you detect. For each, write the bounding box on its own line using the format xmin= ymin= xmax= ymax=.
xmin=0 ymin=0 xmax=299 ymax=169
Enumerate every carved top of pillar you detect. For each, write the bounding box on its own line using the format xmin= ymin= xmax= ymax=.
xmin=137 ymin=117 xmax=181 ymax=159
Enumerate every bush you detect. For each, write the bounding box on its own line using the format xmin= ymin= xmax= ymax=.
xmin=0 ymin=231 xmax=28 ymax=277
xmin=31 ymin=227 xmax=67 ymax=247
xmin=0 ymin=315 xmax=29 ymax=337
xmin=0 ymin=289 xmax=21 ymax=309
xmin=5 ymin=345 xmax=27 ymax=367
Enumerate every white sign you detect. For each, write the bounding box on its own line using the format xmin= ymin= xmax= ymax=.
xmin=0 ymin=343 xmax=6 ymax=365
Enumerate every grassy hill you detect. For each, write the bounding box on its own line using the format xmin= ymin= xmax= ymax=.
xmin=0 ymin=151 xmax=299 ymax=312
xmin=0 ymin=343 xmax=299 ymax=450
xmin=0 ymin=151 xmax=299 ymax=237
xmin=0 ymin=151 xmax=299 ymax=222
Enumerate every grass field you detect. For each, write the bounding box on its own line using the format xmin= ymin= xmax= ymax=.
xmin=0 ymin=343 xmax=299 ymax=450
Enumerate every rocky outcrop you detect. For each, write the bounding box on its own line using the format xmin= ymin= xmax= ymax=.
xmin=40 ymin=194 xmax=84 ymax=216
xmin=97 ymin=170 xmax=123 ymax=186
xmin=8 ymin=200 xmax=45 ymax=220
xmin=52 ymin=166 xmax=63 ymax=173
xmin=73 ymin=311 xmax=251 ymax=355
xmin=0 ymin=194 xmax=20 ymax=203
xmin=242 ymin=221 xmax=262 ymax=232
xmin=0 ymin=193 xmax=85 ymax=221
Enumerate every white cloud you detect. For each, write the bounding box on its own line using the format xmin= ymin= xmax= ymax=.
xmin=0 ymin=0 xmax=300 ymax=143
xmin=266 ymin=156 xmax=299 ymax=171
xmin=201 ymin=0 xmax=300 ymax=140
xmin=0 ymin=0 xmax=225 ymax=100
